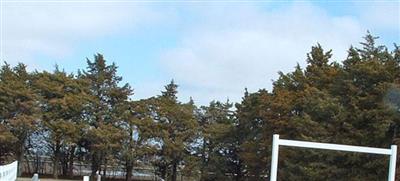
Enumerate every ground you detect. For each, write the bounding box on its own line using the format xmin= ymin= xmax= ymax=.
xmin=17 ymin=178 xmax=77 ymax=181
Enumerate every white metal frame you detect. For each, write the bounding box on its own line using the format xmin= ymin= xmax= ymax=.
xmin=270 ymin=134 xmax=397 ymax=181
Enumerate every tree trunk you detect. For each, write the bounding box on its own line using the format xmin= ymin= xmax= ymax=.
xmin=172 ymin=161 xmax=178 ymax=181
xmin=53 ymin=154 xmax=59 ymax=179
xmin=200 ymin=139 xmax=207 ymax=181
xmin=16 ymin=142 xmax=24 ymax=176
xmin=91 ymin=153 xmax=99 ymax=179
xmin=61 ymin=154 xmax=68 ymax=177
xmin=68 ymin=146 xmax=75 ymax=177
xmin=24 ymin=154 xmax=31 ymax=174
xmin=35 ymin=153 xmax=39 ymax=173
xmin=53 ymin=142 xmax=60 ymax=179
xmin=0 ymin=148 xmax=3 ymax=165
xmin=235 ymin=160 xmax=242 ymax=181
xmin=103 ymin=158 xmax=107 ymax=177
xmin=160 ymin=165 xmax=167 ymax=180
xmin=16 ymin=152 xmax=24 ymax=176
xmin=125 ymin=162 xmax=133 ymax=181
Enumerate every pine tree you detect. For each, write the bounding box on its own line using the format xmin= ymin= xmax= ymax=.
xmin=33 ymin=68 xmax=91 ymax=178
xmin=336 ymin=33 xmax=400 ymax=179
xmin=0 ymin=63 xmax=38 ymax=175
xmin=235 ymin=90 xmax=272 ymax=181
xmin=119 ymin=99 xmax=156 ymax=181
xmin=0 ymin=123 xmax=17 ymax=164
xmin=150 ymin=80 xmax=198 ymax=181
xmin=81 ymin=54 xmax=132 ymax=178
xmin=236 ymin=33 xmax=400 ymax=180
xmin=196 ymin=100 xmax=234 ymax=181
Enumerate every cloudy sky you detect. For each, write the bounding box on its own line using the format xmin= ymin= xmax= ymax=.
xmin=1 ymin=1 xmax=399 ymax=105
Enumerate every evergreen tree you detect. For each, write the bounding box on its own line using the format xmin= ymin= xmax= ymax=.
xmin=235 ymin=90 xmax=271 ymax=181
xmin=196 ymin=100 xmax=234 ymax=181
xmin=150 ymin=80 xmax=198 ymax=181
xmin=0 ymin=63 xmax=38 ymax=175
xmin=236 ymin=33 xmax=400 ymax=180
xmin=0 ymin=121 xmax=17 ymax=164
xmin=119 ymin=99 xmax=156 ymax=181
xmin=33 ymin=68 xmax=91 ymax=178
xmin=81 ymin=54 xmax=132 ymax=178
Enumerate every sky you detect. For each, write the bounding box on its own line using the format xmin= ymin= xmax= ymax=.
xmin=1 ymin=0 xmax=399 ymax=105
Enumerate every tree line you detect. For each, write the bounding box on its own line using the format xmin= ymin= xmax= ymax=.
xmin=0 ymin=33 xmax=399 ymax=181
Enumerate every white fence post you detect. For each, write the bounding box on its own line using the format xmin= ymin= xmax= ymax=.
xmin=83 ymin=176 xmax=90 ymax=181
xmin=269 ymin=134 xmax=397 ymax=181
xmin=32 ymin=173 xmax=39 ymax=181
xmin=0 ymin=161 xmax=18 ymax=181
xmin=270 ymin=134 xmax=279 ymax=181
xmin=388 ymin=145 xmax=397 ymax=181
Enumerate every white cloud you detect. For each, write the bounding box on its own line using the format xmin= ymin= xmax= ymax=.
xmin=2 ymin=3 xmax=165 ymax=69
xmin=355 ymin=1 xmax=400 ymax=31
xmin=159 ymin=3 xmax=366 ymax=105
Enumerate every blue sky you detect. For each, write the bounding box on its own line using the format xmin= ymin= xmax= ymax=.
xmin=1 ymin=1 xmax=399 ymax=105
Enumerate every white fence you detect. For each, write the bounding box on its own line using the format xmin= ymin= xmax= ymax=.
xmin=0 ymin=161 xmax=18 ymax=181
xmin=270 ymin=134 xmax=397 ymax=181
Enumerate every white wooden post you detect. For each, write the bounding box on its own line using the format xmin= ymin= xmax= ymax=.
xmin=388 ymin=145 xmax=397 ymax=181
xmin=270 ymin=134 xmax=279 ymax=181
xmin=269 ymin=134 xmax=397 ymax=181
xmin=32 ymin=173 xmax=39 ymax=181
xmin=0 ymin=161 xmax=18 ymax=181
xmin=83 ymin=176 xmax=89 ymax=181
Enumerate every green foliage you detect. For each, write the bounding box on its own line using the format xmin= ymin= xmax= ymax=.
xmin=196 ymin=100 xmax=235 ymax=181
xmin=81 ymin=54 xmax=133 ymax=177
xmin=33 ymin=68 xmax=91 ymax=178
xmin=119 ymin=100 xmax=157 ymax=181
xmin=234 ymin=32 xmax=400 ymax=180
xmin=0 ymin=63 xmax=38 ymax=172
xmin=150 ymin=80 xmax=198 ymax=181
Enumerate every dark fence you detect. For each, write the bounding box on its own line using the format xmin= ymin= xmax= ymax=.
xmin=21 ymin=156 xmax=197 ymax=181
